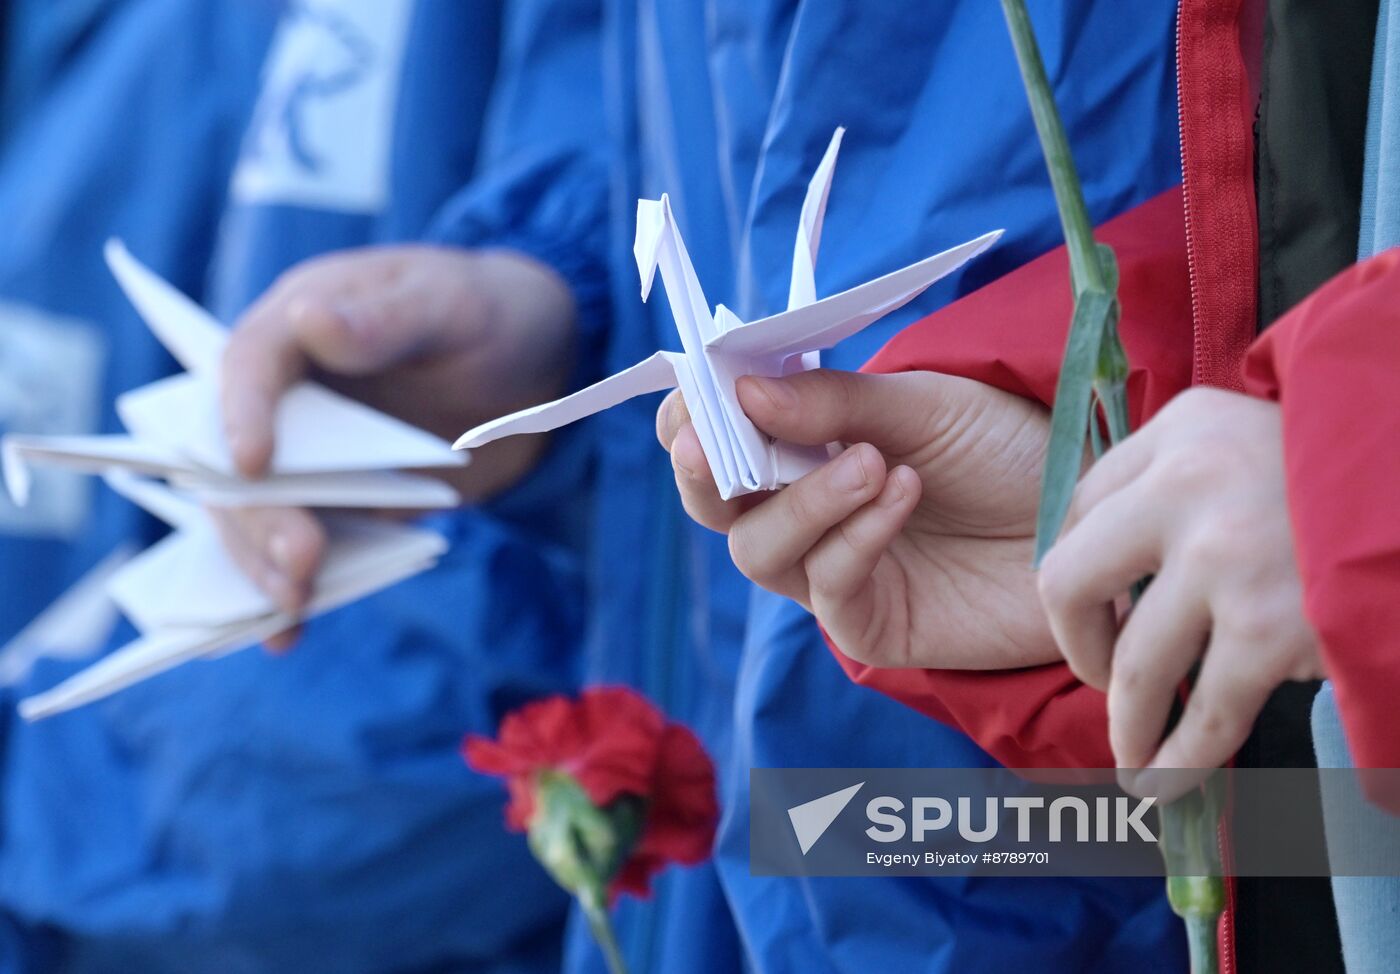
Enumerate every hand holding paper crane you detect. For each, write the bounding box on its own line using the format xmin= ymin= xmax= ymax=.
xmin=5 ymin=242 xmax=468 ymax=511
xmin=455 ymin=129 xmax=1002 ymax=499
xmin=6 ymin=129 xmax=998 ymax=718
xmin=3 ymin=243 xmax=464 ymax=719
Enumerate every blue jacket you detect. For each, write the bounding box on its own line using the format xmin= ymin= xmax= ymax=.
xmin=0 ymin=0 xmax=274 ymax=647
xmin=0 ymin=0 xmax=122 ymax=141
xmin=0 ymin=2 xmax=581 ymax=972
xmin=568 ymin=1 xmax=1189 ymax=971
xmin=0 ymin=0 xmax=275 ymax=969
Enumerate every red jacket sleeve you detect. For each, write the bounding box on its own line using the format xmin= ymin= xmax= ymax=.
xmin=829 ymin=187 xmax=1195 ymax=768
xmin=1243 ymin=251 xmax=1400 ymax=804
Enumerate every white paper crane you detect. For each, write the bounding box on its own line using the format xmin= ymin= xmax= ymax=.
xmin=3 ymin=240 xmax=467 ymax=511
xmin=454 ymin=129 xmax=1003 ymax=499
xmin=2 ymin=243 xmax=462 ymax=718
xmin=17 ymin=470 xmax=446 ymax=720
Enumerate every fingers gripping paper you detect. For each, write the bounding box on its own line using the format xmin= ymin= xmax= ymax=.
xmin=2 ymin=246 xmax=461 ymax=718
xmin=455 ymin=128 xmax=1002 ymax=500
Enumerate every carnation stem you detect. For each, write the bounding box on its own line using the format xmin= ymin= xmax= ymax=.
xmin=999 ymin=0 xmax=1103 ymax=298
xmin=582 ymin=896 xmax=630 ymax=974
xmin=1185 ymin=916 xmax=1220 ymax=974
xmin=999 ymin=2 xmax=1224 ymax=971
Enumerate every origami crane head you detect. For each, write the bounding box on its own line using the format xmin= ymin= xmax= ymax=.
xmin=455 ymin=128 xmax=1002 ymax=499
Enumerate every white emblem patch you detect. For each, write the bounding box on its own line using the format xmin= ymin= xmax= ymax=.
xmin=0 ymin=302 xmax=105 ymax=538
xmin=231 ymin=0 xmax=417 ymax=213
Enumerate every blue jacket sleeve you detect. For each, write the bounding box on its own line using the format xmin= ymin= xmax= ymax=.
xmin=427 ymin=0 xmax=611 ymax=349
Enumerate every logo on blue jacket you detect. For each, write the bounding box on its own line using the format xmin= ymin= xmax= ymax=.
xmin=233 ymin=0 xmax=417 ymax=213
xmin=0 ymin=303 xmax=104 ymax=538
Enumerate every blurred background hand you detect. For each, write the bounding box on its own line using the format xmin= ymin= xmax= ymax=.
xmin=212 ymin=244 xmax=578 ymax=646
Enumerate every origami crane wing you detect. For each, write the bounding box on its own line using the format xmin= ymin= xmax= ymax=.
xmin=18 ymin=625 xmax=247 ymax=721
xmin=0 ymin=431 xmax=458 ymax=511
xmin=17 ymin=517 xmax=443 ymax=721
xmin=15 ymin=520 xmax=442 ymax=716
xmin=1 ymin=433 xmax=182 ymax=506
xmin=17 ymin=476 xmax=447 ymax=720
xmin=173 ymin=468 xmax=459 ymax=509
xmin=18 ymin=526 xmax=444 ymax=721
xmin=454 ymin=128 xmax=1002 ymax=500
xmin=454 ymin=350 xmax=681 ymax=449
xmin=101 ymin=472 xmax=445 ymax=634
xmin=708 ymin=228 xmax=1003 ymax=360
xmin=105 ymin=239 xmax=226 ymax=374
xmin=105 ymin=241 xmax=466 ymax=477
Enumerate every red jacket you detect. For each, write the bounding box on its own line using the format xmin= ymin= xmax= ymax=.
xmin=838 ymin=0 xmax=1396 ymax=792
xmin=838 ymin=0 xmax=1398 ymax=786
xmin=827 ymin=0 xmax=1397 ymax=966
xmin=1243 ymin=253 xmax=1400 ymax=808
xmin=832 ymin=0 xmax=1263 ymax=766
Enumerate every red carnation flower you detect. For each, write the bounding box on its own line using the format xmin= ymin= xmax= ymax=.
xmin=463 ymin=686 xmax=718 ymax=902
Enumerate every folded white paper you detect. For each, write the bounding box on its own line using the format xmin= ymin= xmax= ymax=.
xmin=3 ymin=244 xmax=462 ymax=718
xmin=2 ymin=433 xmax=457 ymax=510
xmin=1 ymin=241 xmax=467 ymax=511
xmin=17 ymin=472 xmax=445 ymax=720
xmin=455 ymin=129 xmax=1002 ymax=499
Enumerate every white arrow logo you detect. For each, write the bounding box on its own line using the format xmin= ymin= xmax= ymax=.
xmin=787 ymin=782 xmax=864 ymax=855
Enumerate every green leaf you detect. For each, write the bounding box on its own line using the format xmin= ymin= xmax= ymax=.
xmin=1095 ymin=243 xmax=1119 ymax=295
xmin=1087 ymin=394 xmax=1105 ymax=460
xmin=1034 ymin=289 xmax=1114 ymax=565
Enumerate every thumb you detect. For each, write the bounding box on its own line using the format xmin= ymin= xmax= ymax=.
xmin=736 ymin=370 xmax=958 ymax=457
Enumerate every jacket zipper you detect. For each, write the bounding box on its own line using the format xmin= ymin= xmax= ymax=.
xmin=1177 ymin=0 xmax=1248 ymax=969
xmin=1174 ymin=0 xmax=1260 ymax=391
xmin=1219 ymin=816 xmax=1237 ymax=974
xmin=1216 ymin=763 xmax=1238 ymax=974
xmin=1175 ymin=4 xmax=1206 ymax=391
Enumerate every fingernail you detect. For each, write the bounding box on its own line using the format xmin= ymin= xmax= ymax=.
xmin=1132 ymin=770 xmax=1162 ymax=799
xmin=673 ymin=428 xmax=703 ymax=478
xmin=880 ymin=467 xmax=909 ymax=505
xmin=746 ymin=375 xmax=798 ymax=411
xmin=665 ymin=394 xmax=687 ymax=439
xmin=226 ymin=428 xmax=267 ymax=479
xmin=831 ymin=446 xmax=870 ymax=492
xmin=268 ymin=531 xmax=295 ymax=574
